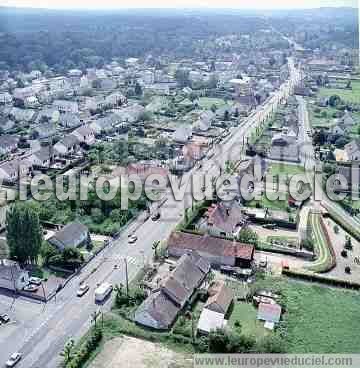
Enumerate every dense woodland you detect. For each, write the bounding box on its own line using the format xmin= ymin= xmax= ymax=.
xmin=0 ymin=7 xmax=357 ymax=73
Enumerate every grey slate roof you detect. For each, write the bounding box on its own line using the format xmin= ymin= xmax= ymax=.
xmin=48 ymin=222 xmax=89 ymax=250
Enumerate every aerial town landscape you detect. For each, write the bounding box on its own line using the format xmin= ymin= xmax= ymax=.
xmin=0 ymin=1 xmax=359 ymax=367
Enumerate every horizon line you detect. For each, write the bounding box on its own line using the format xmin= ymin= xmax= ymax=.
xmin=0 ymin=5 xmax=358 ymax=11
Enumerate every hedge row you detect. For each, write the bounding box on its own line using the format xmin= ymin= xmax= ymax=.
xmin=283 ymin=268 xmax=360 ymax=290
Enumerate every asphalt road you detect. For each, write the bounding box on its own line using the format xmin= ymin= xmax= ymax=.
xmin=0 ymin=61 xmax=300 ymax=368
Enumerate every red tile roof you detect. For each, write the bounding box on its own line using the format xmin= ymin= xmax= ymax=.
xmin=168 ymin=232 xmax=254 ymax=261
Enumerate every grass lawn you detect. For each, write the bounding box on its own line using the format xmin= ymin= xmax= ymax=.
xmin=309 ymin=106 xmax=338 ymax=128
xmin=267 ymin=163 xmax=305 ymax=176
xmin=318 ymin=80 xmax=360 ymax=104
xmin=197 ymin=97 xmax=227 ymax=109
xmin=252 ymin=277 xmax=360 ymax=353
xmin=246 ymin=194 xmax=290 ymax=212
xmin=229 ymin=302 xmax=269 ymax=339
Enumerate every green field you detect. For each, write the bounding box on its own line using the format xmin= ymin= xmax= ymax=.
xmin=309 ymin=106 xmax=339 ymax=128
xmin=197 ymin=97 xmax=227 ymax=109
xmin=246 ymin=194 xmax=290 ymax=212
xmin=253 ymin=277 xmax=360 ymax=353
xmin=318 ymin=80 xmax=360 ymax=104
xmin=267 ymin=163 xmax=305 ymax=176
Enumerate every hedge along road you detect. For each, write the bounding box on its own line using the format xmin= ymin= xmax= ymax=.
xmin=306 ymin=214 xmax=334 ymax=273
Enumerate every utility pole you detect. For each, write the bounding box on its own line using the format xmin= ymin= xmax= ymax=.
xmin=124 ymin=257 xmax=129 ymax=297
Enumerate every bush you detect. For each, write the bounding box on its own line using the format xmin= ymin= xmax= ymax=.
xmin=66 ymin=328 xmax=102 ymax=368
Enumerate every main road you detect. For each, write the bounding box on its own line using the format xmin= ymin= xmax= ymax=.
xmin=0 ymin=61 xmax=300 ymax=368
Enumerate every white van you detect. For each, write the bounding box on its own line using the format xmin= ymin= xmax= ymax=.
xmin=94 ymin=282 xmax=113 ymax=303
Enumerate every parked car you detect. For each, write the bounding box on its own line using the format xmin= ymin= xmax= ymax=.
xmin=0 ymin=313 xmax=10 ymax=323
xmin=77 ymin=284 xmax=90 ymax=297
xmin=6 ymin=352 xmax=22 ymax=367
xmin=29 ymin=277 xmax=42 ymax=286
xmin=151 ymin=212 xmax=161 ymax=221
xmin=23 ymin=284 xmax=39 ymax=292
xmin=128 ymin=234 xmax=137 ymax=244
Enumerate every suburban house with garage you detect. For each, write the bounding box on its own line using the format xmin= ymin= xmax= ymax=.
xmin=134 ymin=252 xmax=210 ymax=330
xmin=54 ymin=134 xmax=80 ymax=156
xmin=0 ymin=135 xmax=19 ymax=156
xmin=197 ymin=201 xmax=246 ymax=238
xmin=71 ymin=125 xmax=96 ymax=146
xmin=48 ymin=222 xmax=90 ymax=251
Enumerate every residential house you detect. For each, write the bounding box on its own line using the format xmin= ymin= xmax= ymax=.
xmin=0 ymin=158 xmax=32 ymax=183
xmin=1 ymin=119 xmax=15 ymax=132
xmin=0 ymin=135 xmax=19 ymax=156
xmin=54 ymin=134 xmax=80 ymax=156
xmin=197 ymin=201 xmax=246 ymax=238
xmin=29 ymin=146 xmax=54 ymax=168
xmin=59 ymin=113 xmax=81 ymax=129
xmin=134 ymin=290 xmax=180 ymax=330
xmin=71 ymin=125 xmax=95 ymax=146
xmin=257 ymin=302 xmax=282 ymax=330
xmin=9 ymin=107 xmax=36 ymax=123
xmin=205 ymin=281 xmax=233 ymax=315
xmin=344 ymin=140 xmax=360 ymax=161
xmin=114 ymin=104 xmax=145 ymax=123
xmin=342 ymin=111 xmax=357 ymax=130
xmin=0 ymin=92 xmax=13 ymax=105
xmin=105 ymin=92 xmax=127 ymax=107
xmin=235 ymin=95 xmax=257 ymax=110
xmin=197 ymin=309 xmax=227 ymax=335
xmin=24 ymin=96 xmax=39 ymax=108
xmin=134 ymin=252 xmax=210 ymax=330
xmin=89 ymin=114 xmax=118 ymax=135
xmin=174 ymin=126 xmax=192 ymax=143
xmin=53 ymin=100 xmax=79 ymax=114
xmin=85 ymin=96 xmax=107 ymax=111
xmin=33 ymin=122 xmax=57 ymax=140
xmin=182 ymin=142 xmax=206 ymax=162
xmin=167 ymin=232 xmax=255 ymax=268
xmin=48 ymin=222 xmax=90 ymax=251
xmin=237 ymin=155 xmax=267 ymax=183
xmin=336 ymin=165 xmax=360 ymax=194
xmin=0 ymin=259 xmax=29 ymax=291
xmin=36 ymin=108 xmax=60 ymax=124
xmin=268 ymin=134 xmax=300 ymax=163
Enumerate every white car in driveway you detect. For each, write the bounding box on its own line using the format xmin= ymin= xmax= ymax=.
xmin=29 ymin=277 xmax=42 ymax=286
xmin=6 ymin=352 xmax=22 ymax=367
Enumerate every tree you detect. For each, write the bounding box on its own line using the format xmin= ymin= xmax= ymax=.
xmin=329 ymin=95 xmax=341 ymax=108
xmin=344 ymin=236 xmax=353 ymax=250
xmin=238 ymin=227 xmax=258 ymax=246
xmin=60 ymin=339 xmax=75 ymax=364
xmin=6 ymin=203 xmax=43 ymax=264
xmin=152 ymin=240 xmax=160 ymax=259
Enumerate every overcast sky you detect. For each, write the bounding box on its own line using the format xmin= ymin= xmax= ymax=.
xmin=1 ymin=0 xmax=358 ymax=10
